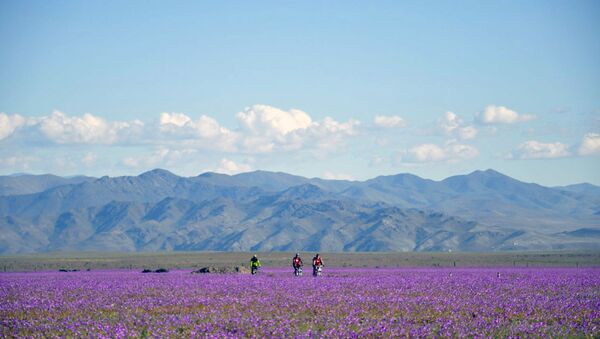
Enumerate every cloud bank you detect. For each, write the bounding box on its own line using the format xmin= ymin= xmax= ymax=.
xmin=1 ymin=106 xmax=358 ymax=156
xmin=2 ymin=104 xmax=597 ymax=177
xmin=0 ymin=111 xmax=143 ymax=144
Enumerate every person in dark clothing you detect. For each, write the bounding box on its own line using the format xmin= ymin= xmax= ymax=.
xmin=292 ymin=253 xmax=303 ymax=276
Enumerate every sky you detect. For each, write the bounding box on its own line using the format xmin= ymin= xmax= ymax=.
xmin=1 ymin=0 xmax=599 ymax=186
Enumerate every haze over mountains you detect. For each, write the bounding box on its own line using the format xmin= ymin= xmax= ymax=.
xmin=0 ymin=169 xmax=598 ymax=254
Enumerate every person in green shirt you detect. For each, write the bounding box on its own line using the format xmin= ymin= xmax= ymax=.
xmin=250 ymin=254 xmax=261 ymax=275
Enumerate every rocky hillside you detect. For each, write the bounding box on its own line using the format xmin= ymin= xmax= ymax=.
xmin=0 ymin=169 xmax=598 ymax=253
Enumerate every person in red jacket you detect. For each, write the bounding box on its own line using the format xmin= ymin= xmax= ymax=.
xmin=312 ymin=253 xmax=324 ymax=276
xmin=292 ymin=253 xmax=303 ymax=276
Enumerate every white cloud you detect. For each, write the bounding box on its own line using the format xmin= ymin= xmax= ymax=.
xmin=509 ymin=134 xmax=600 ymax=159
xmin=215 ymin=158 xmax=251 ymax=175
xmin=446 ymin=143 xmax=480 ymax=161
xmin=408 ymin=144 xmax=447 ymax=162
xmin=302 ymin=117 xmax=359 ymax=152
xmin=578 ymin=133 xmax=600 ymax=156
xmin=235 ymin=104 xmax=359 ymax=154
xmin=0 ymin=113 xmax=26 ymax=140
xmin=158 ymin=112 xmax=238 ymax=152
xmin=322 ymin=171 xmax=354 ymax=181
xmin=476 ymin=105 xmax=535 ymax=124
xmin=159 ymin=112 xmax=233 ymax=139
xmin=1 ymin=111 xmax=143 ymax=145
xmin=512 ymin=140 xmax=570 ymax=159
xmin=439 ymin=111 xmax=477 ymax=140
xmin=374 ymin=115 xmax=406 ymax=128
xmin=314 ymin=117 xmax=359 ymax=135
xmin=239 ymin=136 xmax=275 ymax=153
xmin=440 ymin=112 xmax=460 ymax=134
xmin=2 ymin=105 xmax=359 ymax=164
xmin=402 ymin=142 xmax=479 ymax=163
xmin=237 ymin=104 xmax=312 ymax=136
xmin=159 ymin=112 xmax=191 ymax=127
xmin=36 ymin=111 xmax=143 ymax=144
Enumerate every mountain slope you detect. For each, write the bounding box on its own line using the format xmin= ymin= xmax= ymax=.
xmin=9 ymin=195 xmax=589 ymax=253
xmin=343 ymin=169 xmax=599 ymax=232
xmin=0 ymin=169 xmax=598 ymax=254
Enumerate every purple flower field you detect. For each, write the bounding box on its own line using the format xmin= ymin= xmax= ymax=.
xmin=1 ymin=267 xmax=599 ymax=338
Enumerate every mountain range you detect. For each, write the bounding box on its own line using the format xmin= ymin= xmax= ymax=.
xmin=0 ymin=169 xmax=598 ymax=254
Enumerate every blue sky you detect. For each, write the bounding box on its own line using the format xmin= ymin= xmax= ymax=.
xmin=1 ymin=0 xmax=599 ymax=185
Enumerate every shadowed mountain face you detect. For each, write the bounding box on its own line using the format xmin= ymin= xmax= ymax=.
xmin=0 ymin=169 xmax=598 ymax=254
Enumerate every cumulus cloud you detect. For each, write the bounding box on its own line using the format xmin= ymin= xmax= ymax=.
xmin=0 ymin=113 xmax=26 ymax=140
xmin=1 ymin=106 xmax=359 ymax=157
xmin=0 ymin=111 xmax=145 ymax=144
xmin=159 ymin=112 xmax=191 ymax=127
xmin=578 ymin=133 xmax=600 ymax=156
xmin=235 ymin=105 xmax=359 ymax=153
xmin=509 ymin=134 xmax=600 ymax=159
xmin=439 ymin=111 xmax=477 ymax=140
xmin=155 ymin=106 xmax=358 ymax=155
xmin=215 ymin=158 xmax=251 ymax=175
xmin=21 ymin=110 xmax=144 ymax=144
xmin=1 ymin=111 xmax=145 ymax=145
xmin=402 ymin=142 xmax=479 ymax=163
xmin=410 ymin=144 xmax=446 ymax=162
xmin=511 ymin=140 xmax=570 ymax=159
xmin=158 ymin=112 xmax=238 ymax=152
xmin=374 ymin=115 xmax=406 ymax=128
xmin=476 ymin=105 xmax=535 ymax=124
xmin=159 ymin=112 xmax=232 ymax=139
xmin=302 ymin=117 xmax=359 ymax=152
xmin=237 ymin=105 xmax=312 ymax=136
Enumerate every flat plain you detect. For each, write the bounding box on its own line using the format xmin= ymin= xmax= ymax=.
xmin=0 ymin=250 xmax=598 ymax=271
xmin=2 ymin=267 xmax=599 ymax=337
xmin=2 ymin=251 xmax=599 ymax=337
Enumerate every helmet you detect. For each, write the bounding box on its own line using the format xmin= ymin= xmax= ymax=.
xmin=295 ymin=253 xmax=299 ymax=256
xmin=253 ymin=254 xmax=257 ymax=258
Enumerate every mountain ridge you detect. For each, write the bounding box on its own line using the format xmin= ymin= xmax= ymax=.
xmin=0 ymin=169 xmax=598 ymax=254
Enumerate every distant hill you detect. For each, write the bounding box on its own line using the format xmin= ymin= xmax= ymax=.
xmin=556 ymin=183 xmax=600 ymax=195
xmin=0 ymin=169 xmax=598 ymax=254
xmin=0 ymin=174 xmax=95 ymax=196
